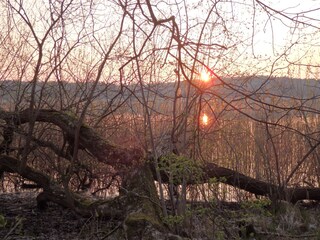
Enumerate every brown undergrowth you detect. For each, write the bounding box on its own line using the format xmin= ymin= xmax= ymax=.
xmin=0 ymin=192 xmax=320 ymax=240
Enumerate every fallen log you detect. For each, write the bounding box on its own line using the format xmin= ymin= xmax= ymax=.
xmin=201 ymin=163 xmax=320 ymax=203
xmin=0 ymin=155 xmax=172 ymax=238
xmin=1 ymin=108 xmax=320 ymax=206
xmin=0 ymin=109 xmax=143 ymax=166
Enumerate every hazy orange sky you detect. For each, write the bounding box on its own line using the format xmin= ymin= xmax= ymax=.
xmin=254 ymin=0 xmax=319 ymax=50
xmin=228 ymin=0 xmax=319 ymax=78
xmin=2 ymin=0 xmax=319 ymax=81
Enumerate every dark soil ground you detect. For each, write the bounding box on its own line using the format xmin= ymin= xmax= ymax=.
xmin=0 ymin=191 xmax=320 ymax=239
xmin=0 ymin=192 xmax=119 ymax=240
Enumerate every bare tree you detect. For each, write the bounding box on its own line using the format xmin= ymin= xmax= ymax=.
xmin=1 ymin=0 xmax=320 ymax=238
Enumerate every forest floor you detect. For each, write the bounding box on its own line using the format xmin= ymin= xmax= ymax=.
xmin=0 ymin=191 xmax=320 ymax=239
xmin=0 ymin=191 xmax=125 ymax=240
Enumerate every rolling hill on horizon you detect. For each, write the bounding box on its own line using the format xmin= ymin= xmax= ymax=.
xmin=1 ymin=76 xmax=319 ymax=114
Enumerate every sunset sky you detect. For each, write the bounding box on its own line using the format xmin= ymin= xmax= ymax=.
xmin=253 ymin=0 xmax=319 ymax=51
xmin=236 ymin=0 xmax=320 ymax=78
xmin=1 ymin=0 xmax=319 ymax=80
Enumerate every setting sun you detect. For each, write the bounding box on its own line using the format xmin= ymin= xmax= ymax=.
xmin=200 ymin=69 xmax=211 ymax=82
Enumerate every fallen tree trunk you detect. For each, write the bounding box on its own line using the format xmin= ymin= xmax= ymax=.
xmin=1 ymin=108 xmax=320 ymax=238
xmin=0 ymin=155 xmax=174 ymax=238
xmin=1 ymin=108 xmax=320 ymax=207
xmin=153 ymin=156 xmax=320 ymax=203
xmin=0 ymin=156 xmax=149 ymax=216
xmin=0 ymin=109 xmax=143 ymax=166
xmin=201 ymin=163 xmax=320 ymax=203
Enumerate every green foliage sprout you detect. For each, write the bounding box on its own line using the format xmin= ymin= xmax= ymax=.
xmin=0 ymin=214 xmax=6 ymax=228
xmin=158 ymin=153 xmax=203 ymax=184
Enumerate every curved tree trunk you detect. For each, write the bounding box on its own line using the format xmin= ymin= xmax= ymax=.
xmin=0 ymin=155 xmax=173 ymax=238
xmin=1 ymin=108 xmax=320 ymax=234
xmin=0 ymin=108 xmax=143 ymax=166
